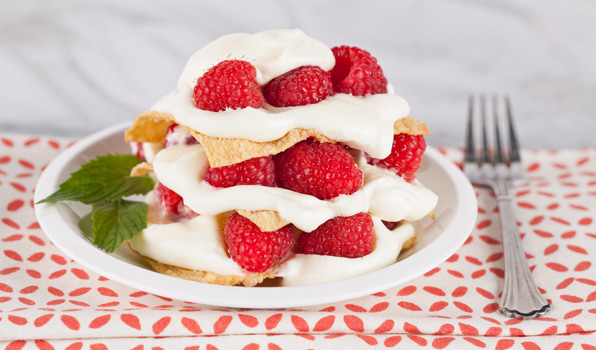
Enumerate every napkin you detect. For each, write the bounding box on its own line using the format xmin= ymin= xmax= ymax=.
xmin=1 ymin=133 xmax=595 ymax=349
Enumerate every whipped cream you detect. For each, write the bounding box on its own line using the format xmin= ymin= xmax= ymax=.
xmin=153 ymin=88 xmax=409 ymax=159
xmin=151 ymin=144 xmax=437 ymax=232
xmin=177 ymin=29 xmax=335 ymax=88
xmin=141 ymin=142 xmax=163 ymax=164
xmin=129 ymin=213 xmax=415 ymax=286
xmin=150 ymin=28 xmax=410 ymax=159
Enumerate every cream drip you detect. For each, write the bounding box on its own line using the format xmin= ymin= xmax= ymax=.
xmin=152 ymin=144 xmax=437 ymax=232
xmin=129 ymin=214 xmax=415 ymax=286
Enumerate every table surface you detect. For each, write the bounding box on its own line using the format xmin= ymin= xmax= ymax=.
xmin=1 ymin=0 xmax=595 ymax=148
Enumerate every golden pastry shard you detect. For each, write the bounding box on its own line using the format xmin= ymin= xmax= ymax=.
xmin=237 ymin=209 xmax=290 ymax=232
xmin=130 ymin=162 xmax=154 ymax=177
xmin=141 ymin=255 xmax=277 ymax=287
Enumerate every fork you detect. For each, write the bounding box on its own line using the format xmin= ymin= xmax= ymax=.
xmin=464 ymin=96 xmax=550 ymax=319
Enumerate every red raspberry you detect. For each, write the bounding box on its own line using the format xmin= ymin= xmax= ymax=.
xmin=330 ymin=46 xmax=387 ymax=96
xmin=203 ymin=156 xmax=276 ymax=188
xmin=263 ymin=66 xmax=334 ymax=107
xmin=164 ymin=124 xmax=198 ymax=147
xmin=131 ymin=142 xmax=146 ymax=161
xmin=275 ymin=139 xmax=363 ymax=200
xmin=224 ymin=213 xmax=294 ymax=273
xmin=382 ymin=220 xmax=399 ymax=231
xmin=155 ymin=183 xmax=198 ymax=220
xmin=297 ymin=212 xmax=374 ymax=258
xmin=193 ymin=60 xmax=264 ymax=112
xmin=367 ymin=134 xmax=426 ymax=182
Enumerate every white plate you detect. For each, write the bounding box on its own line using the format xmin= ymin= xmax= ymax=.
xmin=34 ymin=123 xmax=477 ymax=308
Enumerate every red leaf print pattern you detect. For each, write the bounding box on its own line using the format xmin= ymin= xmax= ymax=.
xmin=344 ymin=315 xmax=364 ymax=332
xmin=1 ymin=283 xmax=14 ymax=293
xmin=345 ymin=304 xmax=366 ymax=312
xmin=407 ymin=335 xmax=427 ymax=346
xmin=374 ymin=319 xmax=394 ymax=333
xmin=97 ymin=287 xmax=118 ymax=297
xmin=423 ymin=286 xmax=446 ymax=296
xmin=369 ymin=301 xmax=389 ymax=312
xmin=181 ymin=317 xmax=202 ymax=334
xmin=575 ymin=261 xmax=591 ymax=271
xmin=60 ymin=315 xmax=80 ymax=330
xmin=398 ymin=301 xmax=422 ymax=311
xmin=238 ymin=314 xmax=258 ymax=328
xmin=152 ymin=316 xmax=171 ymax=335
xmin=356 ymin=335 xmax=378 ymax=345
xmin=546 ymin=262 xmax=568 ymax=272
xmin=88 ymin=315 xmax=111 ymax=329
xmin=454 ymin=301 xmax=473 ymax=313
xmin=265 ymin=314 xmax=282 ymax=330
xmin=120 ymin=314 xmax=141 ymax=330
xmin=384 ymin=336 xmax=402 ymax=347
xmin=403 ymin=322 xmax=421 ymax=333
xmin=290 ymin=315 xmax=309 ymax=332
xmin=70 ymin=268 xmax=89 ymax=279
xmin=435 ymin=324 xmax=455 ymax=334
xmin=496 ymin=339 xmax=515 ymax=350
xmin=313 ymin=315 xmax=335 ymax=332
xmin=213 ymin=315 xmax=233 ymax=334
xmin=34 ymin=314 xmax=54 ymax=327
xmin=432 ymin=337 xmax=455 ymax=349
xmin=397 ymin=285 xmax=417 ymax=296
xmin=429 ymin=301 xmax=449 ymax=312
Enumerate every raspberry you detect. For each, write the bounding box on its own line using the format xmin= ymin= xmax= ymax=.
xmin=131 ymin=142 xmax=146 ymax=161
xmin=367 ymin=133 xmax=426 ymax=182
xmin=193 ymin=60 xmax=264 ymax=112
xmin=164 ymin=124 xmax=198 ymax=147
xmin=330 ymin=46 xmax=387 ymax=96
xmin=297 ymin=212 xmax=374 ymax=258
xmin=224 ymin=213 xmax=294 ymax=273
xmin=155 ymin=183 xmax=198 ymax=220
xmin=275 ymin=139 xmax=363 ymax=200
xmin=263 ymin=66 xmax=334 ymax=107
xmin=203 ymin=156 xmax=276 ymax=188
xmin=382 ymin=220 xmax=399 ymax=231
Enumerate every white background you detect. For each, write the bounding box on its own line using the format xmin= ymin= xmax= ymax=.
xmin=2 ymin=0 xmax=595 ymax=148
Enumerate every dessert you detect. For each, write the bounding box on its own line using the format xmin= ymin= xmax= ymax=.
xmin=124 ymin=29 xmax=438 ymax=287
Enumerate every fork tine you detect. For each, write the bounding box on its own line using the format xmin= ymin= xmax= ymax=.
xmin=505 ymin=96 xmax=521 ymax=164
xmin=465 ymin=96 xmax=476 ymax=164
xmin=492 ymin=95 xmax=505 ymax=164
xmin=480 ymin=96 xmax=491 ymax=165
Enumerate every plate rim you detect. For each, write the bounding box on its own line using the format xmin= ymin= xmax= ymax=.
xmin=34 ymin=123 xmax=477 ymax=308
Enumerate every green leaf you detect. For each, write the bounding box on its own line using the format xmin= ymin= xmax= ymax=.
xmin=78 ymin=212 xmax=95 ymax=242
xmin=37 ymin=154 xmax=154 ymax=204
xmin=91 ymin=199 xmax=148 ymax=253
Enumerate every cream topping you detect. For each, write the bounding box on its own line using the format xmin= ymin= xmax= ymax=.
xmin=150 ymin=28 xmax=410 ymax=159
xmin=152 ymin=88 xmax=409 ymax=159
xmin=177 ymin=29 xmax=335 ymax=88
xmin=129 ymin=215 xmax=415 ymax=286
xmin=278 ymin=218 xmax=415 ymax=286
xmin=152 ymin=144 xmax=437 ymax=232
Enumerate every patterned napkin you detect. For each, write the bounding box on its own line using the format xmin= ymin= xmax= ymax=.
xmin=1 ymin=133 xmax=595 ymax=349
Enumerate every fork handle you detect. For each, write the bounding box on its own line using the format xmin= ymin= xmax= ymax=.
xmin=493 ymin=180 xmax=550 ymax=319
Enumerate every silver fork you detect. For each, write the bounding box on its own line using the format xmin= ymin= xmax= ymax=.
xmin=464 ymin=96 xmax=550 ymax=319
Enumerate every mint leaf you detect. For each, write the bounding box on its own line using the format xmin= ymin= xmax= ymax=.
xmin=91 ymin=199 xmax=148 ymax=253
xmin=78 ymin=212 xmax=95 ymax=242
xmin=38 ymin=154 xmax=153 ymax=204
